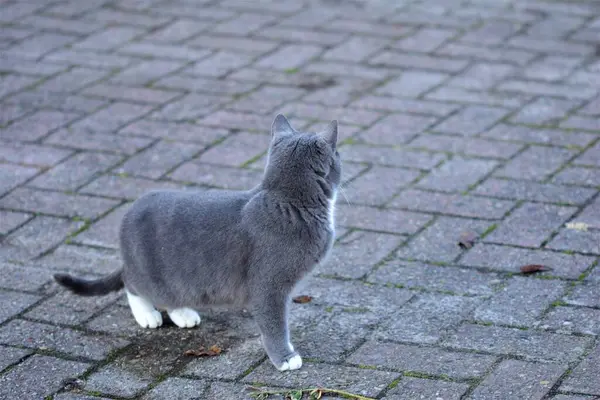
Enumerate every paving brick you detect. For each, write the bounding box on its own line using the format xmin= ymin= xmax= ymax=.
xmin=73 ymin=203 xmax=131 ymax=249
xmin=497 ymin=80 xmax=597 ymax=100
xmin=318 ymin=231 xmax=402 ymax=279
xmin=300 ymin=78 xmax=375 ymax=107
xmin=83 ymin=9 xmax=169 ymax=28
xmin=110 ymin=60 xmax=186 ymax=85
xmin=528 ymin=15 xmax=585 ymax=37
xmin=386 ymin=10 xmax=476 ymax=29
xmin=0 ymin=291 xmax=41 ymax=323
xmin=0 ymin=2 xmax=43 ymax=22
xmin=398 ymin=217 xmax=491 ymax=263
xmin=475 ymin=277 xmax=566 ymax=326
xmin=342 ymin=166 xmax=420 ymax=206
xmin=409 ymin=134 xmax=524 ymax=159
xmin=508 ymin=36 xmax=594 ymax=56
xmin=377 ymin=71 xmax=448 ymax=99
xmin=151 ymin=93 xmax=228 ymax=121
xmin=213 ymin=12 xmax=275 ymax=35
xmin=228 ymin=86 xmax=305 ymax=114
xmin=0 ymin=141 xmax=72 ymax=167
xmin=255 ymin=44 xmax=322 ymax=69
xmin=243 ymin=362 xmax=398 ymax=398
xmin=384 ymin=378 xmax=468 ymax=400
xmin=170 ymin=163 xmax=261 ymax=190
xmin=0 ymin=187 xmax=119 ymax=219
xmin=543 ymin=306 xmax=600 ymax=336
xmin=570 ymin=197 xmax=600 ymax=229
xmin=370 ymin=51 xmax=469 ymax=73
xmin=70 ymin=103 xmax=153 ymax=133
xmin=84 ymin=364 xmax=153 ymax=397
xmin=155 ymin=74 xmax=258 ymax=96
xmin=143 ymin=377 xmax=208 ymax=400
xmin=560 ymin=345 xmax=600 ymax=395
xmin=552 ymin=166 xmax=600 ymax=187
xmin=0 ymin=104 xmax=31 ymax=126
xmin=81 ymin=83 xmax=181 ymax=105
xmin=323 ymin=36 xmax=389 ymax=62
xmin=460 ymin=20 xmax=521 ymax=45
xmin=474 ymin=178 xmax=596 ymax=205
xmin=257 ymin=26 xmax=347 ymax=46
xmin=44 ymin=49 xmax=137 ymax=69
xmin=432 ymin=106 xmax=510 ymax=136
xmin=437 ymin=42 xmax=536 ymax=66
xmin=304 ymin=61 xmax=394 ymax=80
xmin=561 ymin=115 xmax=600 ymax=131
xmin=4 ymin=33 xmax=76 ymax=59
xmin=279 ymin=103 xmax=382 ymax=127
xmin=118 ymin=42 xmax=212 ymax=61
xmin=443 ymin=323 xmax=591 ymax=362
xmin=337 ymin=204 xmax=432 ymax=235
xmin=460 ymin=243 xmax=594 ymax=279
xmin=0 ymin=210 xmax=31 ymax=234
xmin=81 ymin=175 xmax=181 ymax=200
xmin=278 ymin=8 xmax=338 ymax=28
xmin=0 ymin=346 xmax=31 ymax=372
xmin=494 ymin=146 xmax=576 ymax=181
xmin=481 ymin=124 xmax=596 ymax=148
xmin=547 ymin=229 xmax=600 ymax=255
xmin=417 ymin=157 xmax=498 ymax=192
xmin=0 ymin=110 xmax=79 ymax=141
xmin=0 ymin=319 xmax=128 ymax=360
xmin=73 ymin=26 xmax=143 ymax=50
xmin=471 ymin=359 xmax=565 ymax=400
xmin=144 ymin=19 xmax=211 ymax=42
xmin=521 ymin=55 xmax=583 ymax=81
xmin=448 ymin=62 xmax=515 ymax=90
xmin=186 ymin=51 xmax=254 ymax=78
xmin=392 ymin=27 xmax=456 ymax=53
xmin=44 ymin=0 xmax=105 ymax=17
xmin=28 ymin=152 xmax=122 ymax=191
xmin=350 ymin=95 xmax=460 ymax=117
xmin=55 ymin=394 xmax=112 ymax=400
xmin=511 ymin=97 xmax=582 ymax=125
xmin=6 ymin=91 xmax=107 ymax=114
xmin=426 ymin=86 xmax=529 ymax=108
xmin=45 ymin=129 xmax=153 ymax=155
xmin=391 ymin=189 xmax=514 ymax=219
xmin=36 ymin=67 xmax=109 ymax=93
xmin=196 ymin=132 xmax=270 ymax=167
xmin=199 ymin=110 xmax=273 ymax=131
xmin=0 ymin=74 xmax=38 ymax=99
xmin=0 ymin=262 xmax=53 ymax=292
xmin=148 ymin=5 xmax=233 ymax=20
xmin=0 ymin=164 xmax=38 ymax=196
xmin=35 ymin=244 xmax=121 ymax=276
xmin=566 ymin=282 xmax=600 ymax=308
xmin=485 ymin=202 xmax=576 ymax=248
xmin=341 ymin=145 xmax=445 ymax=170
xmin=579 ymin=96 xmax=600 ymax=116
xmin=0 ymin=57 xmax=65 ymax=76
xmin=18 ymin=14 xmax=103 ymax=35
xmin=120 ymin=119 xmax=228 ymax=144
xmin=376 ymin=293 xmax=481 ymax=344
xmin=574 ymin=142 xmax=600 ymax=167
xmin=0 ymin=355 xmax=89 ymax=399
xmin=189 ymin=35 xmax=278 ymax=54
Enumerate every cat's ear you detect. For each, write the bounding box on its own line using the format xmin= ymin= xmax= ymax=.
xmin=271 ymin=114 xmax=294 ymax=136
xmin=319 ymin=120 xmax=338 ymax=150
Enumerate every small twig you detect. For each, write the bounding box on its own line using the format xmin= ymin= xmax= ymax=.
xmin=247 ymin=386 xmax=376 ymax=400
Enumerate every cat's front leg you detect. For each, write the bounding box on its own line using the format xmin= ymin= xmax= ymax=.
xmin=251 ymin=293 xmax=301 ymax=371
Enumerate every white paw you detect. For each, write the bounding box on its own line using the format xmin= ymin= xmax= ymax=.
xmin=277 ymin=354 xmax=302 ymax=371
xmin=134 ymin=309 xmax=163 ymax=329
xmin=168 ymin=308 xmax=201 ymax=328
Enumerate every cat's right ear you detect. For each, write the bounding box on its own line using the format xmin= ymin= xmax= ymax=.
xmin=271 ymin=114 xmax=294 ymax=136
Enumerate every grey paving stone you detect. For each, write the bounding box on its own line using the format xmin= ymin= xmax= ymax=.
xmin=393 ymin=27 xmax=456 ymax=52
xmin=0 ymin=262 xmax=53 ymax=292
xmin=73 ymin=26 xmax=144 ymax=50
xmin=86 ymin=302 xmax=141 ymax=336
xmin=543 ymin=306 xmax=600 ymax=336
xmin=35 ymin=244 xmax=121 ymax=275
xmin=574 ymin=142 xmax=600 ymax=167
xmin=189 ymin=34 xmax=278 ymax=54
xmin=560 ymin=345 xmax=600 ymax=395
xmin=397 ymin=217 xmax=491 ymax=263
xmin=337 ymin=204 xmax=432 ymax=234
xmin=227 ymin=85 xmax=305 ymax=114
xmin=566 ymin=282 xmax=600 ymax=308
xmin=243 ymin=361 xmax=398 ymax=398
xmin=348 ymin=341 xmax=496 ymax=379
xmin=358 ymin=113 xmax=438 ymax=146
xmin=44 ymin=49 xmax=137 ymax=69
xmin=417 ymin=157 xmax=498 ymax=193
xmin=409 ymin=134 xmax=524 ymax=159
xmin=81 ymin=175 xmax=183 ymax=200
xmin=119 ymin=119 xmax=228 ymax=144
xmin=508 ymin=36 xmax=594 ymax=56
xmin=279 ymin=103 xmax=383 ymax=127
xmin=321 ymin=231 xmax=403 ymax=279
xmin=432 ymin=105 xmax=510 ymax=136
xmin=426 ymin=85 xmax=529 ymax=108
xmin=0 ymin=355 xmax=89 ymax=399
xmin=27 ymin=151 xmax=121 ymax=191
xmin=71 ymin=102 xmax=154 ymax=133
xmin=377 ymin=71 xmax=448 ymax=97
xmin=350 ymin=95 xmax=460 ymax=117
xmin=6 ymin=90 xmax=107 ymax=113
xmin=0 ymin=319 xmax=129 ymax=360
xmin=342 ymin=166 xmax=420 ymax=206
xmin=376 ymin=293 xmax=481 ymax=344
xmin=369 ymin=260 xmax=499 ymax=296
xmin=81 ymin=84 xmax=181 ymax=105
xmin=118 ymin=42 xmax=212 ymax=61
xmin=255 ymin=44 xmax=322 ymax=69
xmin=370 ymin=51 xmax=469 ymax=73
xmin=460 ymin=243 xmax=594 ymax=279
xmin=497 ymin=80 xmax=596 ymax=100
xmin=55 ymin=394 xmax=112 ymax=400
xmin=0 ymin=109 xmax=79 ymax=141
xmin=110 ymin=60 xmax=186 ymax=85
xmin=471 ymin=359 xmax=565 ymax=400
xmin=485 ymin=202 xmax=576 ymax=248
xmin=142 ymin=377 xmax=208 ymax=400
xmin=474 ymin=277 xmax=566 ymax=326
xmin=73 ymin=203 xmax=131 ymax=249
xmin=512 ymin=96 xmax=583 ymax=124
xmin=521 ymin=56 xmax=582 ymax=81
xmin=35 ymin=67 xmax=110 ymax=93
xmin=0 ymin=187 xmax=119 ymax=219
xmin=474 ymin=178 xmax=597 ymax=205
xmin=197 ymin=132 xmax=271 ymax=167
xmin=391 ymin=189 xmax=514 ymax=219
xmin=0 ymin=346 xmax=32 ymax=372
xmin=482 ymin=124 xmax=596 ymax=148
xmin=4 ymin=33 xmax=76 ymax=59
xmin=0 ymin=210 xmax=31 ymax=234
xmin=323 ymin=36 xmax=389 ymax=62
xmin=199 ymin=110 xmax=274 ymax=131
xmin=448 ymin=62 xmax=515 ymax=90
xmin=1 ymin=216 xmax=84 ymax=261
xmin=45 ymin=128 xmax=153 ymax=155
xmin=561 ymin=115 xmax=600 ymax=131
xmin=552 ymin=167 xmax=600 ymax=187
xmin=170 ymin=163 xmax=261 ymax=190
xmin=0 ymin=163 xmax=38 ymax=196
xmin=443 ymin=323 xmax=591 ymax=362
xmin=384 ymin=378 xmax=468 ymax=400
xmin=0 ymin=75 xmax=38 ymax=99
xmin=116 ymin=140 xmax=203 ymax=179
xmin=151 ymin=92 xmax=228 ymax=121
xmin=546 ymin=229 xmax=600 ymax=255
xmin=84 ymin=364 xmax=154 ymax=398
xmin=548 ymin=396 xmax=597 ymax=400
xmin=341 ymin=145 xmax=446 ymax=170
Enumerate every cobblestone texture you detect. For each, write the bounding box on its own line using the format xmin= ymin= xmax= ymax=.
xmin=1 ymin=0 xmax=599 ymax=398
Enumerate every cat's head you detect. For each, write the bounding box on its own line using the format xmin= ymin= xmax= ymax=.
xmin=263 ymin=114 xmax=341 ymax=199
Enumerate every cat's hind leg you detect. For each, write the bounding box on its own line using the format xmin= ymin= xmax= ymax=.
xmin=126 ymin=290 xmax=163 ymax=329
xmin=167 ymin=308 xmax=201 ymax=328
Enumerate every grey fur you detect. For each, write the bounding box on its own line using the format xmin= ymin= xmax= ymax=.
xmin=54 ymin=114 xmax=341 ymax=371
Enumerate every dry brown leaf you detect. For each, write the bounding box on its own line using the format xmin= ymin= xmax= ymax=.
xmin=458 ymin=231 xmax=477 ymax=249
xmin=520 ymin=264 xmax=550 ymax=274
xmin=292 ymin=295 xmax=313 ymax=304
xmin=184 ymin=345 xmax=222 ymax=357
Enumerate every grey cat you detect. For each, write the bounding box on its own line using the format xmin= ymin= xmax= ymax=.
xmin=54 ymin=114 xmax=341 ymax=372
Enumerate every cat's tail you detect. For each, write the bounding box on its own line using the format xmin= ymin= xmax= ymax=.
xmin=53 ymin=269 xmax=124 ymax=296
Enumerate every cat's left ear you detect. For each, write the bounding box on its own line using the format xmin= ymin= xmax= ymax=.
xmin=271 ymin=114 xmax=294 ymax=136
xmin=319 ymin=120 xmax=338 ymax=150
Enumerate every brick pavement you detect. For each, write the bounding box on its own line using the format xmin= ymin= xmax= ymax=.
xmin=0 ymin=0 xmax=599 ymax=398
